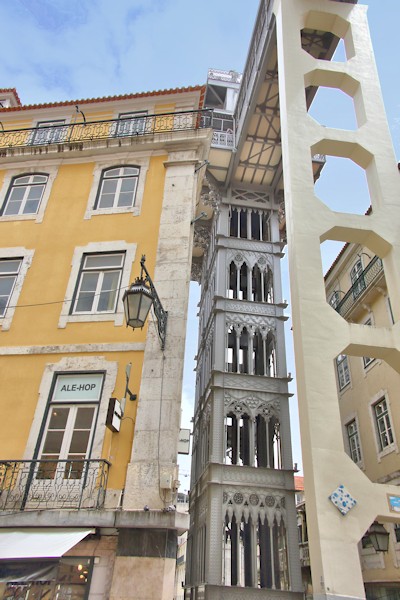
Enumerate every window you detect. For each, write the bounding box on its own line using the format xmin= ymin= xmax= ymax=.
xmin=31 ymin=120 xmax=66 ymax=145
xmin=363 ymin=318 xmax=375 ymax=368
xmin=71 ymin=253 xmax=125 ymax=314
xmin=336 ymin=354 xmax=350 ymax=390
xmin=115 ymin=111 xmax=147 ymax=136
xmin=0 ymin=174 xmax=48 ymax=216
xmin=346 ymin=420 xmax=362 ymax=463
xmin=94 ymin=166 xmax=140 ymax=210
xmin=329 ymin=291 xmax=340 ymax=309
xmin=350 ymin=258 xmax=365 ymax=299
xmin=373 ymin=397 xmax=394 ymax=451
xmin=0 ymin=258 xmax=22 ymax=317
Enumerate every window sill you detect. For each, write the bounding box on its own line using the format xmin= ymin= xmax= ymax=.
xmin=84 ymin=206 xmax=140 ymax=219
xmin=377 ymin=444 xmax=397 ymax=461
xmin=58 ymin=312 xmax=124 ymax=328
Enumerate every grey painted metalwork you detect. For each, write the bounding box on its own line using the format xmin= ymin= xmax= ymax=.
xmin=187 ymin=191 xmax=302 ymax=595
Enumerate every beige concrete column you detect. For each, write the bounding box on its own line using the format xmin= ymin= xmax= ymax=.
xmin=275 ymin=1 xmax=400 ymax=599
xmin=114 ymin=137 xmax=210 ymax=600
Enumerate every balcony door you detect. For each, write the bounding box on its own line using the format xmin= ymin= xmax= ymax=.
xmin=27 ymin=373 xmax=103 ymax=509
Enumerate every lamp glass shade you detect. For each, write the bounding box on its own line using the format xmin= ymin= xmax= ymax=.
xmin=122 ymin=280 xmax=154 ymax=329
xmin=368 ymin=521 xmax=390 ymax=553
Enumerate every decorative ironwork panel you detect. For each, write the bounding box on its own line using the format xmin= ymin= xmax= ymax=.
xmin=0 ymin=459 xmax=110 ymax=511
xmin=0 ymin=109 xmax=213 ymax=150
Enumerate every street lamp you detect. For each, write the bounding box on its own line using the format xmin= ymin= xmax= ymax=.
xmin=122 ymin=255 xmax=168 ymax=350
xmin=367 ymin=521 xmax=390 ymax=553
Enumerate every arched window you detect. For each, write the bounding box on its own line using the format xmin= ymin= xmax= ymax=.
xmin=94 ymin=166 xmax=140 ymax=209
xmin=1 ymin=174 xmax=48 ymax=216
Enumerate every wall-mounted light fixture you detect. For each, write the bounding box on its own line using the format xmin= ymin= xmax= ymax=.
xmin=367 ymin=521 xmax=390 ymax=553
xmin=122 ymin=255 xmax=168 ymax=350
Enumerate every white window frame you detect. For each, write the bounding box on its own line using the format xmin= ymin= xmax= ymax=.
xmin=362 ymin=317 xmax=375 ymax=370
xmin=369 ymin=390 xmax=397 ymax=460
xmin=345 ymin=418 xmax=362 ymax=465
xmin=58 ymin=241 xmax=136 ymax=328
xmin=0 ymin=174 xmax=48 ymax=217
xmin=84 ymin=157 xmax=149 ymax=219
xmin=336 ymin=354 xmax=350 ymax=391
xmin=94 ymin=167 xmax=140 ymax=211
xmin=23 ymin=357 xmax=117 ymax=463
xmin=0 ymin=247 xmax=34 ymax=331
xmin=71 ymin=253 xmax=125 ymax=315
xmin=0 ymin=167 xmax=57 ymax=223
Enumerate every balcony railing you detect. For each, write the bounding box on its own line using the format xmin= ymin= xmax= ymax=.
xmin=0 ymin=459 xmax=110 ymax=511
xmin=0 ymin=109 xmax=213 ymax=151
xmin=211 ymin=130 xmax=235 ymax=149
xmin=335 ymin=256 xmax=384 ymax=316
xmin=299 ymin=542 xmax=310 ymax=566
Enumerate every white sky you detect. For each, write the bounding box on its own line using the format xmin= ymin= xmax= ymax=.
xmin=1 ymin=1 xmax=399 ymax=486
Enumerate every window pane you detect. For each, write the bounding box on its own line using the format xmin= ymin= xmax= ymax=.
xmin=69 ymin=430 xmax=91 ymax=454
xmin=15 ymin=176 xmax=31 ymax=185
xmin=32 ymin=175 xmax=47 ymax=184
xmin=9 ymin=187 xmax=25 ymax=202
xmin=0 ymin=276 xmax=15 ymax=295
xmin=117 ymin=191 xmax=134 ymax=207
xmin=79 ymin=272 xmax=98 ymax=292
xmin=42 ymin=431 xmax=64 ymax=454
xmin=27 ymin=185 xmax=44 ymax=200
xmin=120 ymin=178 xmax=136 ymax=192
xmin=48 ymin=407 xmax=69 ymax=429
xmin=84 ymin=254 xmax=123 ymax=269
xmin=104 ymin=168 xmax=121 ymax=178
xmin=122 ymin=167 xmax=139 ymax=176
xmin=75 ymin=292 xmax=95 ymax=312
xmin=23 ymin=199 xmax=40 ymax=214
xmin=74 ymin=406 xmax=95 ymax=429
xmin=0 ymin=260 xmax=21 ymax=274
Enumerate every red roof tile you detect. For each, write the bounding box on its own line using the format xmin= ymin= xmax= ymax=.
xmin=0 ymin=85 xmax=206 ymax=113
xmin=0 ymin=88 xmax=22 ymax=106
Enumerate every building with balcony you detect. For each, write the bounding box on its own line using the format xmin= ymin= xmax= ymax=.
xmin=0 ymin=85 xmax=211 ymax=600
xmin=324 ymin=240 xmax=400 ymax=599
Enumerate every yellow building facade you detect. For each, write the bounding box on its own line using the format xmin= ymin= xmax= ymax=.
xmin=0 ymin=86 xmax=211 ymax=600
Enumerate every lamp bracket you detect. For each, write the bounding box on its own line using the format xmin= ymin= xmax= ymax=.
xmin=139 ymin=255 xmax=168 ymax=350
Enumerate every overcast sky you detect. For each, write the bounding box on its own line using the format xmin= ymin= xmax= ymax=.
xmin=1 ymin=1 xmax=399 ymax=482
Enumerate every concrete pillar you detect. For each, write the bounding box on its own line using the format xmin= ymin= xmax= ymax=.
xmin=275 ymin=0 xmax=400 ymax=598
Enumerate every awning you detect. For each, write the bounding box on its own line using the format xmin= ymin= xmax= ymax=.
xmin=0 ymin=528 xmax=94 ymax=559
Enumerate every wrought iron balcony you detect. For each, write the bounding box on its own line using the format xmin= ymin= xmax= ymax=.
xmin=0 ymin=108 xmax=213 ymax=151
xmin=335 ymin=256 xmax=384 ymax=316
xmin=0 ymin=459 xmax=110 ymax=511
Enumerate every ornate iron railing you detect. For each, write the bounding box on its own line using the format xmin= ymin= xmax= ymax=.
xmin=335 ymin=256 xmax=384 ymax=316
xmin=0 ymin=459 xmax=110 ymax=511
xmin=0 ymin=109 xmax=213 ymax=151
xmin=211 ymin=131 xmax=235 ymax=149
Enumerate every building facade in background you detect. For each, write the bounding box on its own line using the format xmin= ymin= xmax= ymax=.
xmin=0 ymin=86 xmax=211 ymax=600
xmin=325 ymin=242 xmax=400 ymax=599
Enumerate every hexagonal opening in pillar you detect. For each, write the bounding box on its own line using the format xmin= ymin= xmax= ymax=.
xmin=301 ymin=11 xmax=354 ymax=61
xmin=307 ymin=86 xmax=358 ymax=130
xmin=315 ymin=155 xmax=371 ymax=215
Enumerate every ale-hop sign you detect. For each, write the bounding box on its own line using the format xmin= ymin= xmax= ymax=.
xmin=53 ymin=374 xmax=104 ymax=401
